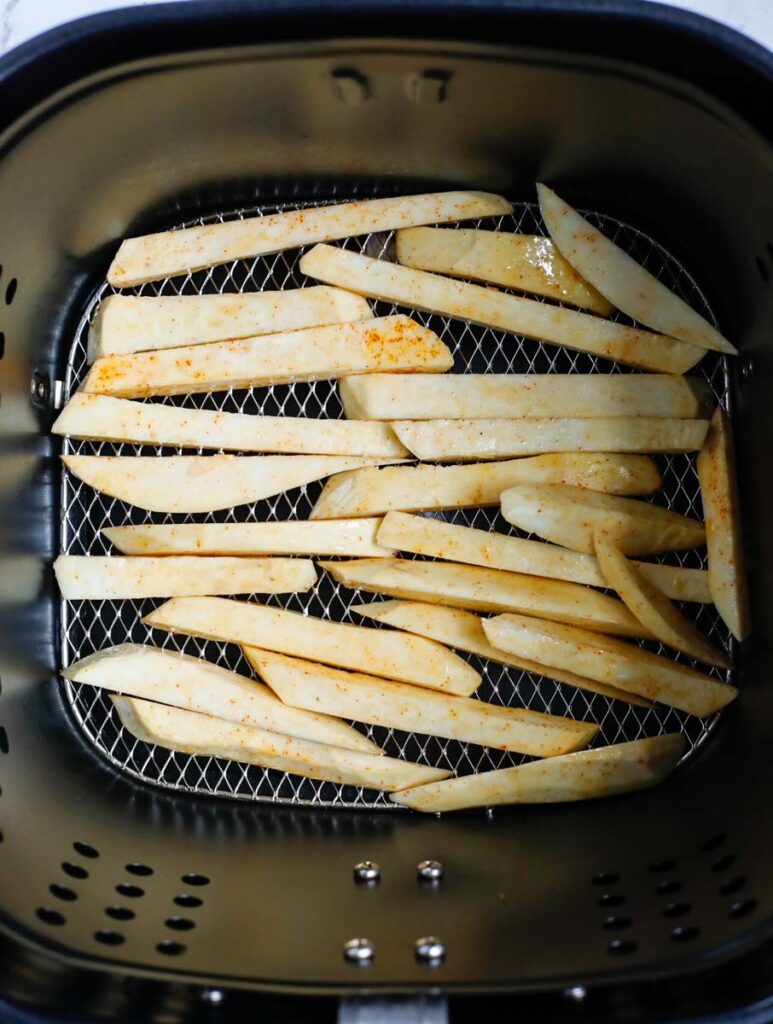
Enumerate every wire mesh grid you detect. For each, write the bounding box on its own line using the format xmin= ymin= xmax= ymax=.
xmin=59 ymin=194 xmax=732 ymax=809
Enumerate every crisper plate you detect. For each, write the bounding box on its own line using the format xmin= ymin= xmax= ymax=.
xmin=59 ymin=195 xmax=732 ymax=809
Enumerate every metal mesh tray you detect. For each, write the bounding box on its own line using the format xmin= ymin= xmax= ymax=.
xmin=59 ymin=195 xmax=733 ymax=809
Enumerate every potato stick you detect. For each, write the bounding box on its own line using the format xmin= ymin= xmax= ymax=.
xmin=323 ymin=557 xmax=650 ymax=637
xmin=64 ymin=644 xmax=378 ymax=752
xmin=299 ymin=245 xmax=703 ymax=373
xmin=52 ymin=394 xmax=408 ymax=457
xmin=697 ymin=409 xmax=750 ymax=640
xmin=62 ymin=454 xmax=396 ymax=514
xmin=113 ymin=696 xmax=449 ymax=791
xmin=537 ymin=184 xmax=736 ymax=355
xmin=377 ymin=512 xmax=710 ymax=603
xmin=83 ymin=315 xmax=452 ymax=398
xmin=246 ymin=649 xmax=597 ymax=757
xmin=352 ymin=600 xmax=652 ymax=706
xmin=108 ymin=191 xmax=513 ymax=287
xmin=396 ymin=226 xmax=613 ymax=313
xmin=143 ymin=597 xmax=480 ymax=695
xmin=392 ymin=734 xmax=686 ymax=812
xmin=87 ymin=287 xmax=373 ymax=362
xmin=339 ymin=373 xmax=713 ymax=420
xmin=501 ymin=484 xmax=705 ymax=556
xmin=54 ymin=555 xmax=316 ymax=600
xmin=311 ymin=454 xmax=660 ymax=519
xmin=104 ymin=519 xmax=392 ymax=557
xmin=483 ymin=614 xmax=737 ymax=717
xmin=593 ymin=534 xmax=730 ymax=668
xmin=392 ymin=417 xmax=709 ymax=460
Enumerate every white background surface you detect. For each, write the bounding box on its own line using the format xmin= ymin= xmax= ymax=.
xmin=1 ymin=0 xmax=771 ymax=56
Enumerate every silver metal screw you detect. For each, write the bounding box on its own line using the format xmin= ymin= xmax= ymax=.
xmin=200 ymin=989 xmax=225 ymax=1006
xmin=565 ymin=985 xmax=587 ymax=1002
xmin=415 ymin=936 xmax=446 ymax=964
xmin=353 ymin=860 xmax=380 ymax=884
xmin=343 ymin=937 xmax=375 ymax=964
xmin=417 ymin=859 xmax=444 ymax=883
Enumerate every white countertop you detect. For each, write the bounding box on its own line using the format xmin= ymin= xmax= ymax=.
xmin=1 ymin=0 xmax=771 ymax=55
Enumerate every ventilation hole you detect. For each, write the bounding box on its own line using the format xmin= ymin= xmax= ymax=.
xmin=174 ymin=894 xmax=202 ymax=909
xmin=730 ymin=899 xmax=757 ymax=919
xmin=649 ymin=859 xmax=676 ymax=874
xmin=49 ymin=884 xmax=77 ymax=902
xmin=671 ymin=926 xmax=700 ymax=943
xmin=157 ymin=941 xmax=186 ymax=956
xmin=125 ymin=863 xmax=153 ymax=877
xmin=73 ymin=842 xmax=99 ymax=859
xmin=94 ymin=929 xmax=125 ymax=947
xmin=4 ymin=278 xmax=16 ymax=305
xmin=592 ymin=872 xmax=620 ymax=886
xmin=0 ymin=727 xmax=8 ymax=754
xmin=106 ymin=906 xmax=135 ymax=922
xmin=36 ymin=907 xmax=65 ymax=926
xmin=602 ymin=916 xmax=632 ymax=930
xmin=0 ymin=332 xmax=4 ymax=359
xmin=702 ymin=833 xmax=726 ymax=852
xmin=180 ymin=873 xmax=209 ymax=887
xmin=597 ymin=893 xmax=625 ymax=907
xmin=165 ymin=917 xmax=195 ymax=932
xmin=608 ymin=939 xmax=638 ymax=955
xmin=767 ymin=241 xmax=773 ymax=263
xmin=61 ymin=862 xmax=88 ymax=880
xmin=664 ymin=902 xmax=692 ymax=918
xmin=720 ymin=875 xmax=747 ymax=895
xmin=656 ymin=879 xmax=684 ymax=895
xmin=116 ymin=883 xmax=144 ymax=898
xmin=755 ymin=257 xmax=770 ymax=284
xmin=0 ymin=829 xmax=4 ymax=844
xmin=712 ymin=853 xmax=736 ymax=873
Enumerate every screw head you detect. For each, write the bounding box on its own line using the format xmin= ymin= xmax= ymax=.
xmin=565 ymin=985 xmax=587 ymax=1002
xmin=201 ymin=989 xmax=225 ymax=1006
xmin=414 ymin=935 xmax=445 ymax=964
xmin=417 ymin=859 xmax=444 ymax=883
xmin=343 ymin=937 xmax=374 ymax=964
xmin=353 ymin=860 xmax=380 ymax=884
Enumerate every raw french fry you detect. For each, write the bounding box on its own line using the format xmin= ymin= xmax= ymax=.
xmin=246 ymin=649 xmax=597 ymax=757
xmin=323 ymin=558 xmax=650 ymax=637
xmin=82 ymin=316 xmax=452 ymax=398
xmin=104 ymin=519 xmax=392 ymax=557
xmin=54 ymin=555 xmax=316 ymax=600
xmin=697 ymin=409 xmax=750 ymax=640
xmin=113 ymin=696 xmax=449 ymax=791
xmin=87 ymin=287 xmax=373 ymax=362
xmin=396 ymin=226 xmax=613 ymax=314
xmin=392 ymin=417 xmax=709 ymax=461
xmin=299 ymin=245 xmax=703 ymax=373
xmin=483 ymin=614 xmax=737 ymax=717
xmin=377 ymin=512 xmax=711 ymax=603
xmin=339 ymin=373 xmax=713 ymax=421
xmin=143 ymin=597 xmax=480 ymax=695
xmin=352 ymin=600 xmax=652 ymax=706
xmin=62 ymin=454 xmax=396 ymax=514
xmin=311 ymin=454 xmax=660 ymax=519
xmin=392 ymin=734 xmax=686 ymax=812
xmin=52 ymin=394 xmax=409 ymax=457
xmin=108 ymin=191 xmax=513 ymax=287
xmin=593 ymin=533 xmax=730 ymax=668
xmin=537 ymin=184 xmax=736 ymax=355
xmin=64 ymin=644 xmax=378 ymax=752
xmin=501 ymin=484 xmax=705 ymax=556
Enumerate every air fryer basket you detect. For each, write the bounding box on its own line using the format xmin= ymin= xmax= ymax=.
xmin=1 ymin=1 xmax=772 ymax=1021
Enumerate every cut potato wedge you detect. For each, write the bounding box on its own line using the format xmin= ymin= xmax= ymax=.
xmin=54 ymin=555 xmax=316 ymax=600
xmin=396 ymin=227 xmax=613 ymax=314
xmin=246 ymin=649 xmax=597 ymax=756
xmin=340 ymin=373 xmax=713 ymax=421
xmin=299 ymin=245 xmax=703 ymax=373
xmin=64 ymin=644 xmax=378 ymax=752
xmin=323 ymin=558 xmax=650 ymax=637
xmin=483 ymin=614 xmax=737 ymax=717
xmin=501 ymin=484 xmax=705 ymax=556
xmin=593 ymin=534 xmax=730 ymax=668
xmin=377 ymin=512 xmax=710 ymax=603
xmin=538 ymin=184 xmax=736 ymax=355
xmin=352 ymin=600 xmax=652 ymax=706
xmin=62 ymin=454 xmax=396 ymax=514
xmin=87 ymin=287 xmax=373 ymax=362
xmin=392 ymin=417 xmax=709 ymax=461
xmin=113 ymin=696 xmax=448 ymax=791
xmin=697 ymin=409 xmax=750 ymax=640
xmin=392 ymin=734 xmax=686 ymax=812
xmin=104 ymin=519 xmax=392 ymax=557
xmin=108 ymin=191 xmax=513 ymax=287
xmin=143 ymin=597 xmax=480 ymax=695
xmin=311 ymin=454 xmax=660 ymax=519
xmin=83 ymin=315 xmax=452 ymax=398
xmin=52 ymin=394 xmax=408 ymax=457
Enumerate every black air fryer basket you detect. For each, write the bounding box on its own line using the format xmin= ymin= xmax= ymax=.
xmin=1 ymin=2 xmax=772 ymax=1021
